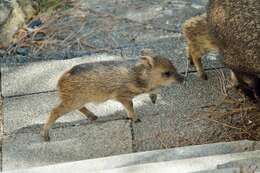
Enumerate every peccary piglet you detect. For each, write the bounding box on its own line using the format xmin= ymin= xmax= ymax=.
xmin=181 ymin=13 xmax=219 ymax=80
xmin=41 ymin=50 xmax=184 ymax=141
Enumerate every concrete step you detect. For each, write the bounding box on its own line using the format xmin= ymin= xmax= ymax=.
xmin=217 ymin=158 xmax=260 ymax=170
xmin=192 ymin=168 xmax=239 ymax=173
xmin=3 ymin=120 xmax=133 ymax=171
xmin=3 ymin=140 xmax=260 ymax=172
xmin=3 ymin=148 xmax=260 ymax=173
xmin=193 ymin=167 xmax=260 ymax=173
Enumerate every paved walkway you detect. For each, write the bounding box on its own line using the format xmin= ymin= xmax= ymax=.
xmin=0 ymin=0 xmax=233 ymax=171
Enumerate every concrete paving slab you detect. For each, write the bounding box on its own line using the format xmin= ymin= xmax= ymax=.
xmin=80 ymin=0 xmax=207 ymax=28
xmin=2 ymin=120 xmax=132 ymax=171
xmin=76 ymin=12 xmax=180 ymax=49
xmin=3 ymin=89 xmax=156 ymax=134
xmin=3 ymin=92 xmax=80 ymax=134
xmin=3 ymin=69 xmax=227 ymax=135
xmin=146 ymin=3 xmax=205 ymax=31
xmin=3 ymin=66 xmax=227 ymax=134
xmin=133 ymin=69 xmax=229 ymax=152
xmin=119 ymin=36 xmax=222 ymax=74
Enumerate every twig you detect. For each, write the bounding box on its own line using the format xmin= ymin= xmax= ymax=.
xmin=201 ymin=117 xmax=250 ymax=134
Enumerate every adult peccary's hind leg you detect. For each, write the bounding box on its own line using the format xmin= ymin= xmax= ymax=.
xmin=232 ymin=71 xmax=260 ymax=103
xmin=230 ymin=70 xmax=239 ymax=88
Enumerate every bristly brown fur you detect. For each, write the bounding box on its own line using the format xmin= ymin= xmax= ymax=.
xmin=207 ymin=0 xmax=260 ymax=75
xmin=207 ymin=0 xmax=260 ymax=102
xmin=41 ymin=51 xmax=184 ymax=141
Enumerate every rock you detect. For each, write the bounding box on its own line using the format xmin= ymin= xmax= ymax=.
xmin=33 ymin=31 xmax=46 ymax=41
xmin=17 ymin=0 xmax=38 ymax=21
xmin=0 ymin=1 xmax=12 ymax=26
xmin=16 ymin=47 xmax=29 ymax=56
xmin=0 ymin=49 xmax=6 ymax=56
xmin=28 ymin=19 xmax=42 ymax=29
xmin=0 ymin=0 xmax=39 ymax=48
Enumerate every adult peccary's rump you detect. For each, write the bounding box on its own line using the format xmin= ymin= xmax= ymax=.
xmin=207 ymin=0 xmax=260 ymax=73
xmin=207 ymin=0 xmax=260 ymax=100
xmin=41 ymin=50 xmax=184 ymax=141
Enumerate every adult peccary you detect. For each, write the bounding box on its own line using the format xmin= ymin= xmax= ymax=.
xmin=207 ymin=0 xmax=260 ymax=100
xmin=41 ymin=50 xmax=184 ymax=141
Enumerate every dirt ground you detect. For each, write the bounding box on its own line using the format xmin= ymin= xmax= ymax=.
xmin=176 ymin=89 xmax=260 ymax=147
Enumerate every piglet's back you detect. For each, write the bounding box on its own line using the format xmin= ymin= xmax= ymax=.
xmin=57 ymin=61 xmax=133 ymax=96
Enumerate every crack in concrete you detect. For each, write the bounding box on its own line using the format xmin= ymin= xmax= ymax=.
xmin=4 ymin=90 xmax=56 ymax=99
xmin=129 ymin=121 xmax=137 ymax=153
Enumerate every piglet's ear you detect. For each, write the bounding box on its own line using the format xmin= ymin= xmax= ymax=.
xmin=139 ymin=55 xmax=154 ymax=68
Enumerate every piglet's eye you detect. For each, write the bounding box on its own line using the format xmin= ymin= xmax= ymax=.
xmin=162 ymin=71 xmax=172 ymax=77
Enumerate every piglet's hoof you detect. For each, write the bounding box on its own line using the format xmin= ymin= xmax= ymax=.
xmin=40 ymin=130 xmax=50 ymax=142
xmin=88 ymin=115 xmax=98 ymax=121
xmin=189 ymin=59 xmax=194 ymax=66
xmin=198 ymin=73 xmax=208 ymax=80
xmin=149 ymin=93 xmax=157 ymax=104
xmin=43 ymin=135 xmax=50 ymax=142
xmin=134 ymin=118 xmax=142 ymax=123
xmin=126 ymin=117 xmax=141 ymax=123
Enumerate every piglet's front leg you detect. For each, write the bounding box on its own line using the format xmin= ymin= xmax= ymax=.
xmin=117 ymin=98 xmax=141 ymax=123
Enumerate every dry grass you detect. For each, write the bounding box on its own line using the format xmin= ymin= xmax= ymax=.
xmin=7 ymin=0 xmax=143 ymax=57
xmin=7 ymin=0 xmax=176 ymax=58
xmin=194 ymin=69 xmax=260 ymax=142
xmin=189 ymin=69 xmax=260 ymax=144
xmin=191 ymin=71 xmax=260 ymax=144
xmin=238 ymin=165 xmax=257 ymax=173
xmin=8 ymin=1 xmax=88 ymax=56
